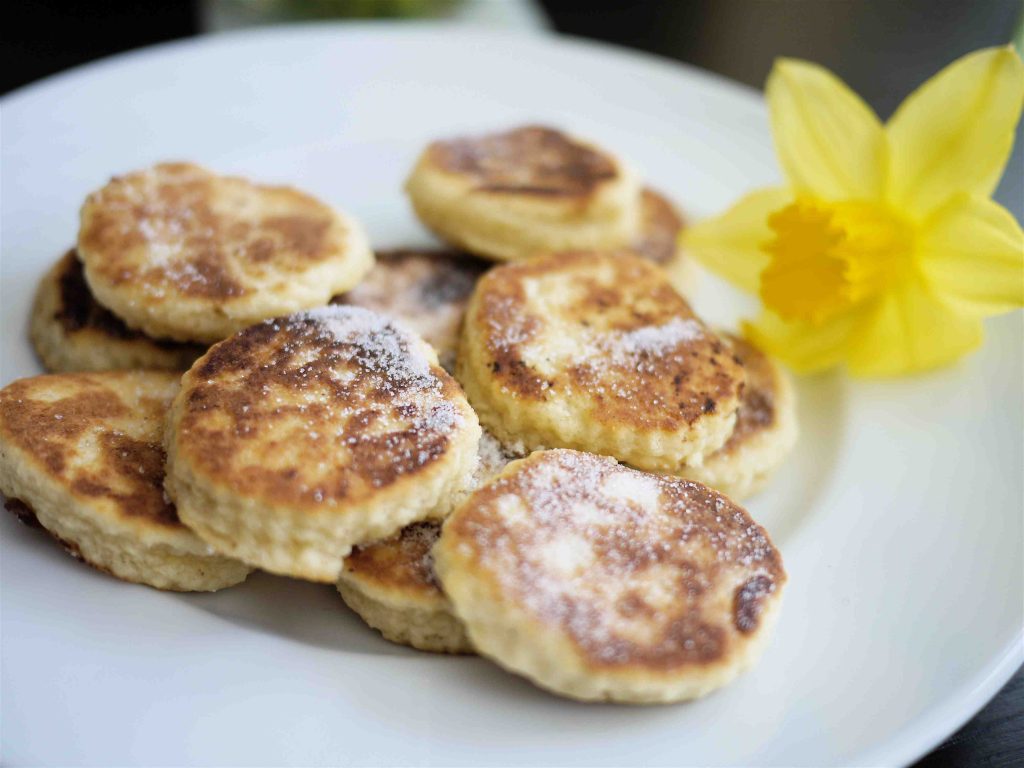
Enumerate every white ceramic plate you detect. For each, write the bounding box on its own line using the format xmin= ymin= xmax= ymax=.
xmin=1 ymin=24 xmax=1021 ymax=768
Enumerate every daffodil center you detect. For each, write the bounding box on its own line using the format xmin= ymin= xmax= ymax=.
xmin=759 ymin=199 xmax=916 ymax=324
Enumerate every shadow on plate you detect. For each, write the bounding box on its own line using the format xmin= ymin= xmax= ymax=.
xmin=0 ymin=506 xmax=410 ymax=657
xmin=745 ymin=371 xmax=846 ymax=546
xmin=175 ymin=571 xmax=411 ymax=657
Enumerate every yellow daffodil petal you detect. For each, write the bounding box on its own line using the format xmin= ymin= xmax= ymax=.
xmin=743 ymin=307 xmax=862 ymax=374
xmin=919 ymin=194 xmax=1024 ymax=316
xmin=887 ymin=46 xmax=1024 ymax=219
xmin=766 ymin=58 xmax=887 ymax=201
xmin=845 ymin=278 xmax=983 ymax=376
xmin=683 ymin=187 xmax=791 ymax=294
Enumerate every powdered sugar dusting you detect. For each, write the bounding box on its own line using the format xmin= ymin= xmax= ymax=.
xmin=607 ymin=318 xmax=704 ymax=361
xmin=601 ymin=471 xmax=661 ymax=511
xmin=345 ymin=520 xmax=444 ymax=592
xmin=300 ymin=305 xmax=435 ymax=390
xmin=558 ymin=317 xmax=706 ymax=376
xmin=486 ymin=294 xmax=536 ymax=352
xmin=400 ymin=520 xmax=444 ymax=588
xmin=335 ymin=249 xmax=485 ymax=370
xmin=82 ymin=163 xmax=342 ymax=306
xmin=474 ymin=430 xmax=523 ymax=483
xmin=452 ymin=449 xmax=785 ymax=666
xmin=475 ymin=254 xmax=742 ymax=435
xmin=539 ymin=531 xmax=596 ymax=578
xmin=184 ymin=304 xmax=473 ymax=507
xmin=448 ymin=429 xmax=525 ymax=516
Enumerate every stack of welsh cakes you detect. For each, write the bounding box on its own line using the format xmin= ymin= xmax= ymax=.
xmin=406 ymin=125 xmax=696 ymax=292
xmin=1 ymin=128 xmax=795 ymax=705
xmin=30 ymin=162 xmax=373 ymax=373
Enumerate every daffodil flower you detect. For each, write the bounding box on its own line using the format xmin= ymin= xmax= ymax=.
xmin=684 ymin=47 xmax=1024 ymax=376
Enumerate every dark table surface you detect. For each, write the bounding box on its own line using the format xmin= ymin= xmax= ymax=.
xmin=3 ymin=3 xmax=1022 ymax=766
xmin=912 ymin=667 xmax=1023 ymax=768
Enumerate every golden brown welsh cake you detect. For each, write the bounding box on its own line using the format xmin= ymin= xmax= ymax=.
xmin=78 ymin=162 xmax=373 ymax=343
xmin=30 ymin=250 xmax=205 ymax=372
xmin=457 ymin=251 xmax=745 ymax=470
xmin=337 ymin=430 xmax=520 ymax=652
xmin=0 ymin=371 xmax=251 ymax=591
xmin=405 ymin=126 xmax=641 ymax=262
xmin=164 ymin=305 xmax=481 ymax=582
xmin=680 ymin=334 xmax=798 ymax=499
xmin=333 ymin=248 xmax=489 ymax=371
xmin=434 ymin=449 xmax=786 ymax=703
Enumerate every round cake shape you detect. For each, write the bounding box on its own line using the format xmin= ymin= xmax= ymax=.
xmin=78 ymin=162 xmax=373 ymax=343
xmin=0 ymin=371 xmax=251 ymax=591
xmin=434 ymin=449 xmax=786 ymax=703
xmin=164 ymin=305 xmax=481 ymax=582
xmin=457 ymin=250 xmax=745 ymax=471
xmin=405 ymin=125 xmax=641 ymax=262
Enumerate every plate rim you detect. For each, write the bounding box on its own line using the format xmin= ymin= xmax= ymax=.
xmin=1 ymin=19 xmax=768 ymax=109
xmin=1 ymin=22 xmax=1021 ymax=768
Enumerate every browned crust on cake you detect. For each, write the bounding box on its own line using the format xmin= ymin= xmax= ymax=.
xmin=427 ymin=126 xmax=619 ymax=198
xmin=716 ymin=335 xmax=777 ymax=456
xmin=5 ymin=497 xmax=44 ymax=528
xmin=50 ymin=249 xmax=204 ymax=352
xmin=332 ymin=248 xmax=489 ymax=362
xmin=444 ymin=450 xmax=785 ymax=671
xmin=175 ymin=306 xmax=471 ymax=511
xmin=632 ymin=188 xmax=687 ymax=266
xmin=0 ymin=373 xmax=183 ymax=528
xmin=343 ymin=520 xmax=442 ymax=596
xmin=468 ymin=251 xmax=743 ymax=431
xmin=78 ymin=162 xmax=344 ymax=301
xmin=4 ymin=496 xmax=119 ymax=576
xmin=341 ymin=429 xmax=519 ymax=599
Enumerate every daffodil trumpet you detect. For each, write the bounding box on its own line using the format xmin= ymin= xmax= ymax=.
xmin=685 ymin=46 xmax=1024 ymax=377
